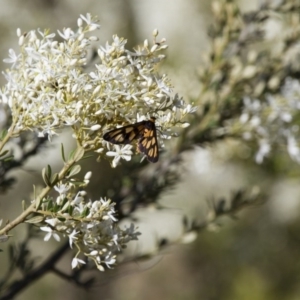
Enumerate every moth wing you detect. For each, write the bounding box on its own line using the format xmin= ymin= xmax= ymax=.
xmin=103 ymin=122 xmax=145 ymax=144
xmin=138 ymin=121 xmax=159 ymax=163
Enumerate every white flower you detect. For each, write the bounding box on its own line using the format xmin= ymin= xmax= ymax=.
xmin=68 ymin=229 xmax=79 ymax=248
xmin=80 ymin=13 xmax=101 ymax=31
xmin=235 ymin=80 xmax=300 ymax=164
xmin=37 ymin=120 xmax=58 ymax=142
xmin=287 ymin=133 xmax=300 ymax=162
xmin=3 ymin=49 xmax=20 ymax=68
xmin=71 ymin=192 xmax=85 ymax=206
xmin=90 ymin=124 xmax=101 ymax=131
xmin=57 ymin=28 xmax=74 ymax=40
xmin=106 ymin=210 xmax=118 ymax=222
xmin=54 ymin=183 xmax=70 ymax=205
xmin=71 ymin=257 xmax=86 ymax=269
xmin=54 ymin=183 xmax=70 ymax=195
xmin=97 ymin=265 xmax=105 ymax=272
xmin=45 ymin=218 xmax=60 ymax=227
xmin=84 ymin=171 xmax=92 ymax=180
xmin=40 ymin=226 xmax=61 ymax=242
xmin=255 ymin=139 xmax=271 ymax=164
xmin=106 ymin=145 xmax=133 ymax=167
xmin=104 ymin=253 xmax=116 ymax=268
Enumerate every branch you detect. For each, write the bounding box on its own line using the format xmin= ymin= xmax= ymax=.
xmin=0 ymin=242 xmax=70 ymax=300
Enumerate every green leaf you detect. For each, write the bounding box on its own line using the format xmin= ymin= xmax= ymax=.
xmin=60 ymin=201 xmax=70 ymax=212
xmin=68 ymin=149 xmax=76 ymax=161
xmin=42 ymin=167 xmax=51 ymax=186
xmin=25 ymin=216 xmax=44 ymax=224
xmin=73 ymin=146 xmax=85 ymax=162
xmin=46 ymin=199 xmax=54 ymax=211
xmin=60 ymin=197 xmax=68 ymax=207
xmin=47 ymin=165 xmax=52 ymax=179
xmin=67 ymin=165 xmax=81 ymax=178
xmin=0 ymin=129 xmax=8 ymax=141
xmin=68 ymin=205 xmax=74 ymax=216
xmin=81 ymin=206 xmax=89 ymax=218
xmin=0 ymin=150 xmax=9 ymax=158
xmin=35 ymin=196 xmax=42 ymax=210
xmin=42 ymin=165 xmax=53 ymax=186
xmin=52 ymin=201 xmax=60 ymax=213
xmin=51 ymin=173 xmax=59 ymax=186
xmin=4 ymin=155 xmax=14 ymax=161
xmin=61 ymin=143 xmax=66 ymax=163
xmin=22 ymin=200 xmax=26 ymax=211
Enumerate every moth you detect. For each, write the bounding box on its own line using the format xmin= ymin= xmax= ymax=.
xmin=103 ymin=117 xmax=159 ymax=163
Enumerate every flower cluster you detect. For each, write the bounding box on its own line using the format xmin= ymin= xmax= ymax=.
xmin=231 ymin=78 xmax=300 ymax=163
xmin=1 ymin=14 xmax=99 ymax=139
xmin=36 ymin=172 xmax=140 ymax=271
xmin=0 ymin=13 xmax=196 ymax=166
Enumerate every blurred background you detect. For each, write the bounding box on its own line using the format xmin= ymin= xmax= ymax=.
xmin=2 ymin=0 xmax=300 ymax=300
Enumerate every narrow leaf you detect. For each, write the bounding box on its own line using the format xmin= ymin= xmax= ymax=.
xmin=4 ymin=155 xmax=14 ymax=162
xmin=0 ymin=150 xmax=9 ymax=158
xmin=35 ymin=197 xmax=42 ymax=210
xmin=60 ymin=201 xmax=70 ymax=213
xmin=0 ymin=129 xmax=7 ymax=141
xmin=42 ymin=167 xmax=51 ymax=186
xmin=47 ymin=165 xmax=52 ymax=179
xmin=73 ymin=146 xmax=85 ymax=162
xmin=22 ymin=200 xmax=26 ymax=211
xmin=25 ymin=216 xmax=44 ymax=224
xmin=51 ymin=173 xmax=59 ymax=186
xmin=68 ymin=149 xmax=76 ymax=161
xmin=67 ymin=165 xmax=81 ymax=178
xmin=61 ymin=143 xmax=66 ymax=163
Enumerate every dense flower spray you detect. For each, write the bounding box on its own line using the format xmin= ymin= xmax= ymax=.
xmin=1 ymin=13 xmax=196 ymax=166
xmin=0 ymin=13 xmax=195 ymax=271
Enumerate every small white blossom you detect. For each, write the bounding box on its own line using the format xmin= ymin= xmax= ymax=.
xmin=71 ymin=257 xmax=86 ymax=269
xmin=104 ymin=253 xmax=116 ymax=268
xmin=45 ymin=218 xmax=60 ymax=227
xmin=106 ymin=145 xmax=133 ymax=167
xmin=3 ymin=49 xmax=20 ymax=68
xmin=71 ymin=192 xmax=84 ymax=205
xmin=233 ymin=78 xmax=300 ymax=163
xmin=255 ymin=140 xmax=271 ymax=164
xmin=97 ymin=265 xmax=105 ymax=272
xmin=40 ymin=226 xmax=61 ymax=242
xmin=54 ymin=183 xmax=70 ymax=195
xmin=84 ymin=171 xmax=92 ymax=180
xmin=287 ymin=133 xmax=300 ymax=162
xmin=90 ymin=124 xmax=101 ymax=131
xmin=80 ymin=13 xmax=101 ymax=31
xmin=68 ymin=229 xmax=79 ymax=248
